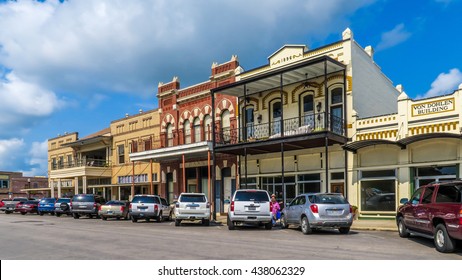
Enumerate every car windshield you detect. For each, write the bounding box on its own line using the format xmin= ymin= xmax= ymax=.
xmin=40 ymin=198 xmax=55 ymax=203
xmin=131 ymin=196 xmax=160 ymax=204
xmin=311 ymin=194 xmax=347 ymax=204
xmin=73 ymin=195 xmax=94 ymax=202
xmin=106 ymin=201 xmax=125 ymax=206
xmin=234 ymin=191 xmax=269 ymax=202
xmin=180 ymin=195 xmax=206 ymax=203
xmin=57 ymin=198 xmax=70 ymax=203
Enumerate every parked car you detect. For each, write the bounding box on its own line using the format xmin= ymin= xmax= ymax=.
xmin=227 ymin=189 xmax=272 ymax=230
xmin=0 ymin=199 xmax=5 ymax=209
xmin=280 ymin=193 xmax=353 ymax=234
xmin=71 ymin=194 xmax=106 ymax=219
xmin=2 ymin=197 xmax=29 ymax=214
xmin=396 ymin=180 xmax=462 ymax=253
xmin=38 ymin=197 xmax=56 ymax=216
xmin=129 ymin=195 xmax=169 ymax=223
xmin=15 ymin=200 xmax=39 ymax=215
xmin=99 ymin=200 xmax=130 ymax=220
xmin=174 ymin=193 xmax=210 ymax=226
xmin=54 ymin=197 xmax=72 ymax=217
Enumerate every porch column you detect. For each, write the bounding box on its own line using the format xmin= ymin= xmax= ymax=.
xmin=150 ymin=159 xmax=154 ymax=195
xmin=131 ymin=161 xmax=135 ymax=200
xmin=182 ymin=154 xmax=186 ymax=193
xmin=324 ymin=59 xmax=329 ymax=191
xmin=57 ymin=179 xmax=61 ymax=198
xmin=83 ymin=176 xmax=87 ymax=194
xmin=211 ymin=88 xmax=217 ymax=220
xmin=74 ymin=176 xmax=79 ymax=194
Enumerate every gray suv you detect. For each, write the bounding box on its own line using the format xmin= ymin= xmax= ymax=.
xmin=129 ymin=195 xmax=170 ymax=223
xmin=281 ymin=193 xmax=353 ymax=234
xmin=227 ymin=189 xmax=272 ymax=230
xmin=71 ymin=194 xmax=106 ymax=219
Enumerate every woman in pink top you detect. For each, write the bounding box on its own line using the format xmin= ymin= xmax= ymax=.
xmin=271 ymin=194 xmax=280 ymax=226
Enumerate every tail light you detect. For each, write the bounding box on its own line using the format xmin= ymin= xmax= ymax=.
xmin=206 ymin=202 xmax=210 ymax=209
xmin=349 ymin=205 xmax=353 ymax=213
xmin=175 ymin=202 xmax=179 ymax=208
xmin=154 ymin=205 xmax=158 ymax=211
xmin=459 ymin=209 xmax=462 ymax=225
xmin=70 ymin=202 xmax=72 ymax=208
xmin=120 ymin=206 xmax=125 ymax=212
xmin=98 ymin=205 xmax=102 ymax=211
xmin=93 ymin=203 xmax=97 ymax=209
xmin=129 ymin=203 xmax=132 ymax=210
xmin=230 ymin=201 xmax=235 ymax=212
xmin=310 ymin=204 xmax=318 ymax=214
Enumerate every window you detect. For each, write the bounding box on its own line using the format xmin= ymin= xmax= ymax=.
xmin=298 ymin=174 xmax=321 ymax=193
xmin=271 ymin=100 xmax=282 ymax=135
xmin=67 ymin=155 xmax=72 ymax=167
xmin=179 ymin=194 xmax=206 ymax=203
xmin=166 ymin=123 xmax=173 ymax=147
xmin=421 ymin=187 xmax=435 ymax=204
xmin=184 ymin=120 xmax=191 ymax=144
xmin=193 ymin=117 xmax=201 ymax=142
xmin=330 ymin=87 xmax=343 ymax=135
xmin=221 ymin=110 xmax=231 ymax=143
xmin=203 ymin=115 xmax=212 ymax=141
xmin=360 ymin=169 xmax=396 ymax=211
xmin=410 ymin=188 xmax=424 ymax=205
xmin=0 ymin=179 xmax=9 ymax=189
xmin=301 ymin=93 xmax=314 ymax=127
xmin=244 ymin=106 xmax=254 ymax=138
xmin=130 ymin=141 xmax=138 ymax=153
xmin=436 ymin=185 xmax=462 ymax=203
xmin=144 ymin=138 xmax=152 ymax=151
xmin=118 ymin=144 xmax=125 ymax=164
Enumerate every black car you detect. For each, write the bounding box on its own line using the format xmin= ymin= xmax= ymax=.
xmin=71 ymin=194 xmax=106 ymax=219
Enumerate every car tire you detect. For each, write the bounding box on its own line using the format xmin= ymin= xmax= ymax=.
xmin=60 ymin=203 xmax=69 ymax=211
xmin=21 ymin=212 xmax=26 ymax=215
xmin=131 ymin=216 xmax=138 ymax=223
xmin=39 ymin=212 xmax=44 ymax=216
xmin=280 ymin=214 xmax=289 ymax=229
xmin=434 ymin=224 xmax=456 ymax=253
xmin=156 ymin=213 xmax=162 ymax=223
xmin=227 ymin=216 xmax=235 ymax=230
xmin=265 ymin=222 xmax=272 ymax=230
xmin=56 ymin=213 xmax=61 ymax=217
xmin=202 ymin=219 xmax=210 ymax=226
xmin=73 ymin=213 xmax=80 ymax=219
xmin=339 ymin=227 xmax=350 ymax=234
xmin=102 ymin=216 xmax=107 ymax=221
xmin=301 ymin=216 xmax=312 ymax=235
xmin=5 ymin=211 xmax=11 ymax=214
xmin=51 ymin=212 xmax=55 ymax=216
xmin=175 ymin=219 xmax=181 ymax=227
xmin=116 ymin=217 xmax=121 ymax=220
xmin=398 ymin=217 xmax=410 ymax=238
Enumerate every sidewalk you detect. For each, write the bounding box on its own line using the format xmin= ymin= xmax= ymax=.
xmin=214 ymin=215 xmax=397 ymax=232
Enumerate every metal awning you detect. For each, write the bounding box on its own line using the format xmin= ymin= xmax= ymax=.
xmin=212 ymin=55 xmax=346 ymax=97
xmin=87 ymin=182 xmax=155 ymax=188
xmin=343 ymin=139 xmax=404 ymax=153
xmin=397 ymin=132 xmax=462 ymax=146
xmin=20 ymin=188 xmax=52 ymax=192
xmin=62 ymin=135 xmax=112 ymax=148
xmin=130 ymin=141 xmax=213 ymax=162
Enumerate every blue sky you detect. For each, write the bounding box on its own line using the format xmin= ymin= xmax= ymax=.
xmin=0 ymin=0 xmax=461 ymax=177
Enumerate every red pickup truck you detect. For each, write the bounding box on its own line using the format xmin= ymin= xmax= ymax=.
xmin=396 ymin=180 xmax=462 ymax=253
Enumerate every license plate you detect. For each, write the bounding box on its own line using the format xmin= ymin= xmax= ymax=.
xmin=248 ymin=206 xmax=256 ymax=211
xmin=327 ymin=210 xmax=342 ymax=215
xmin=189 ymin=207 xmax=196 ymax=210
xmin=79 ymin=205 xmax=86 ymax=208
xmin=107 ymin=211 xmax=113 ymax=214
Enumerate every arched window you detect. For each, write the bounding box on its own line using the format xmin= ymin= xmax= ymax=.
xmin=166 ymin=123 xmax=173 ymax=147
xmin=270 ymin=100 xmax=281 ymax=135
xmin=184 ymin=120 xmax=191 ymax=144
xmin=330 ymin=87 xmax=343 ymax=135
xmin=221 ymin=110 xmax=231 ymax=143
xmin=203 ymin=114 xmax=212 ymax=141
xmin=193 ymin=117 xmax=201 ymax=142
xmin=300 ymin=93 xmax=314 ymax=127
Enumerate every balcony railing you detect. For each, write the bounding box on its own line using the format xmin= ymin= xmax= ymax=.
xmin=51 ymin=158 xmax=111 ymax=171
xmin=215 ymin=112 xmax=344 ymax=145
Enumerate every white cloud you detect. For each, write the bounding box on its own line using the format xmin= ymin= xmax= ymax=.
xmin=24 ymin=140 xmax=49 ymax=177
xmin=422 ymin=68 xmax=462 ymax=98
xmin=0 ymin=138 xmax=25 ymax=170
xmin=376 ymin=23 xmax=412 ymax=51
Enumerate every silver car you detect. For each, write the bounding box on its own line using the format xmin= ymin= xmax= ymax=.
xmin=227 ymin=189 xmax=272 ymax=230
xmin=281 ymin=193 xmax=353 ymax=234
xmin=174 ymin=193 xmax=210 ymax=226
xmin=129 ymin=195 xmax=170 ymax=223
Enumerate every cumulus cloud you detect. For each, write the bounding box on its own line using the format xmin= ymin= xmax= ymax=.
xmin=24 ymin=140 xmax=49 ymax=177
xmin=376 ymin=23 xmax=412 ymax=51
xmin=0 ymin=138 xmax=25 ymax=170
xmin=422 ymin=68 xmax=462 ymax=98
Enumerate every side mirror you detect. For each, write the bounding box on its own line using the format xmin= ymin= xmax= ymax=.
xmin=399 ymin=198 xmax=409 ymax=204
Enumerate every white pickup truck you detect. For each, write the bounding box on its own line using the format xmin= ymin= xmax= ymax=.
xmin=1 ymin=197 xmax=29 ymax=214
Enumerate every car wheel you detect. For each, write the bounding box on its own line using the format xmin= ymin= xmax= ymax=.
xmin=227 ymin=216 xmax=235 ymax=230
xmin=398 ymin=217 xmax=410 ymax=238
xmin=116 ymin=217 xmax=121 ymax=220
xmin=73 ymin=213 xmax=80 ymax=219
xmin=102 ymin=216 xmax=107 ymax=221
xmin=131 ymin=216 xmax=138 ymax=223
xmin=157 ymin=212 xmax=163 ymax=223
xmin=434 ymin=224 xmax=456 ymax=253
xmin=301 ymin=216 xmax=312 ymax=235
xmin=339 ymin=227 xmax=350 ymax=234
xmin=5 ymin=211 xmax=11 ymax=214
xmin=51 ymin=212 xmax=55 ymax=216
xmin=21 ymin=212 xmax=26 ymax=215
xmin=265 ymin=222 xmax=272 ymax=230
xmin=280 ymin=214 xmax=289 ymax=229
xmin=145 ymin=218 xmax=150 ymax=222
xmin=39 ymin=212 xmax=44 ymax=216
xmin=56 ymin=213 xmax=61 ymax=217
xmin=202 ymin=219 xmax=210 ymax=226
xmin=175 ymin=219 xmax=181 ymax=227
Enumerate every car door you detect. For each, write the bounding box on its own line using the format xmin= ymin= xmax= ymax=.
xmin=404 ymin=188 xmax=424 ymax=230
xmin=415 ymin=186 xmax=435 ymax=234
xmin=160 ymin=198 xmax=170 ymax=218
xmin=286 ymin=197 xmax=300 ymax=223
xmin=292 ymin=195 xmax=306 ymax=222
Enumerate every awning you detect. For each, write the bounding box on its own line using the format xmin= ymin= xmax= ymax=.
xmin=397 ymin=132 xmax=462 ymax=146
xmin=87 ymin=182 xmax=159 ymax=188
xmin=343 ymin=139 xmax=404 ymax=153
xmin=130 ymin=141 xmax=212 ymax=162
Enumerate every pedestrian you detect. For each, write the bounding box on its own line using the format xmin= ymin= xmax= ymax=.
xmin=271 ymin=194 xmax=280 ymax=226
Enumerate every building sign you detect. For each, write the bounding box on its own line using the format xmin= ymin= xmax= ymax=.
xmin=412 ymin=98 xmax=455 ymax=117
xmin=0 ymin=175 xmax=9 ymax=180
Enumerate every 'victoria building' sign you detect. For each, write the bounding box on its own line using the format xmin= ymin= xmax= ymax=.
xmin=412 ymin=97 xmax=455 ymax=117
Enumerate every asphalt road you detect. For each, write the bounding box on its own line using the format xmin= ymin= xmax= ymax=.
xmin=0 ymin=213 xmax=461 ymax=260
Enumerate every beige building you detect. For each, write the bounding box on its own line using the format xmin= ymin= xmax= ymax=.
xmin=47 ymin=109 xmax=160 ymax=200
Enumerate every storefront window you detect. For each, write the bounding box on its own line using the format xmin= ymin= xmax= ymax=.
xmin=240 ymin=177 xmax=257 ymax=189
xmin=361 ymin=169 xmax=396 ymax=212
xmin=298 ymin=174 xmax=321 ymax=193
